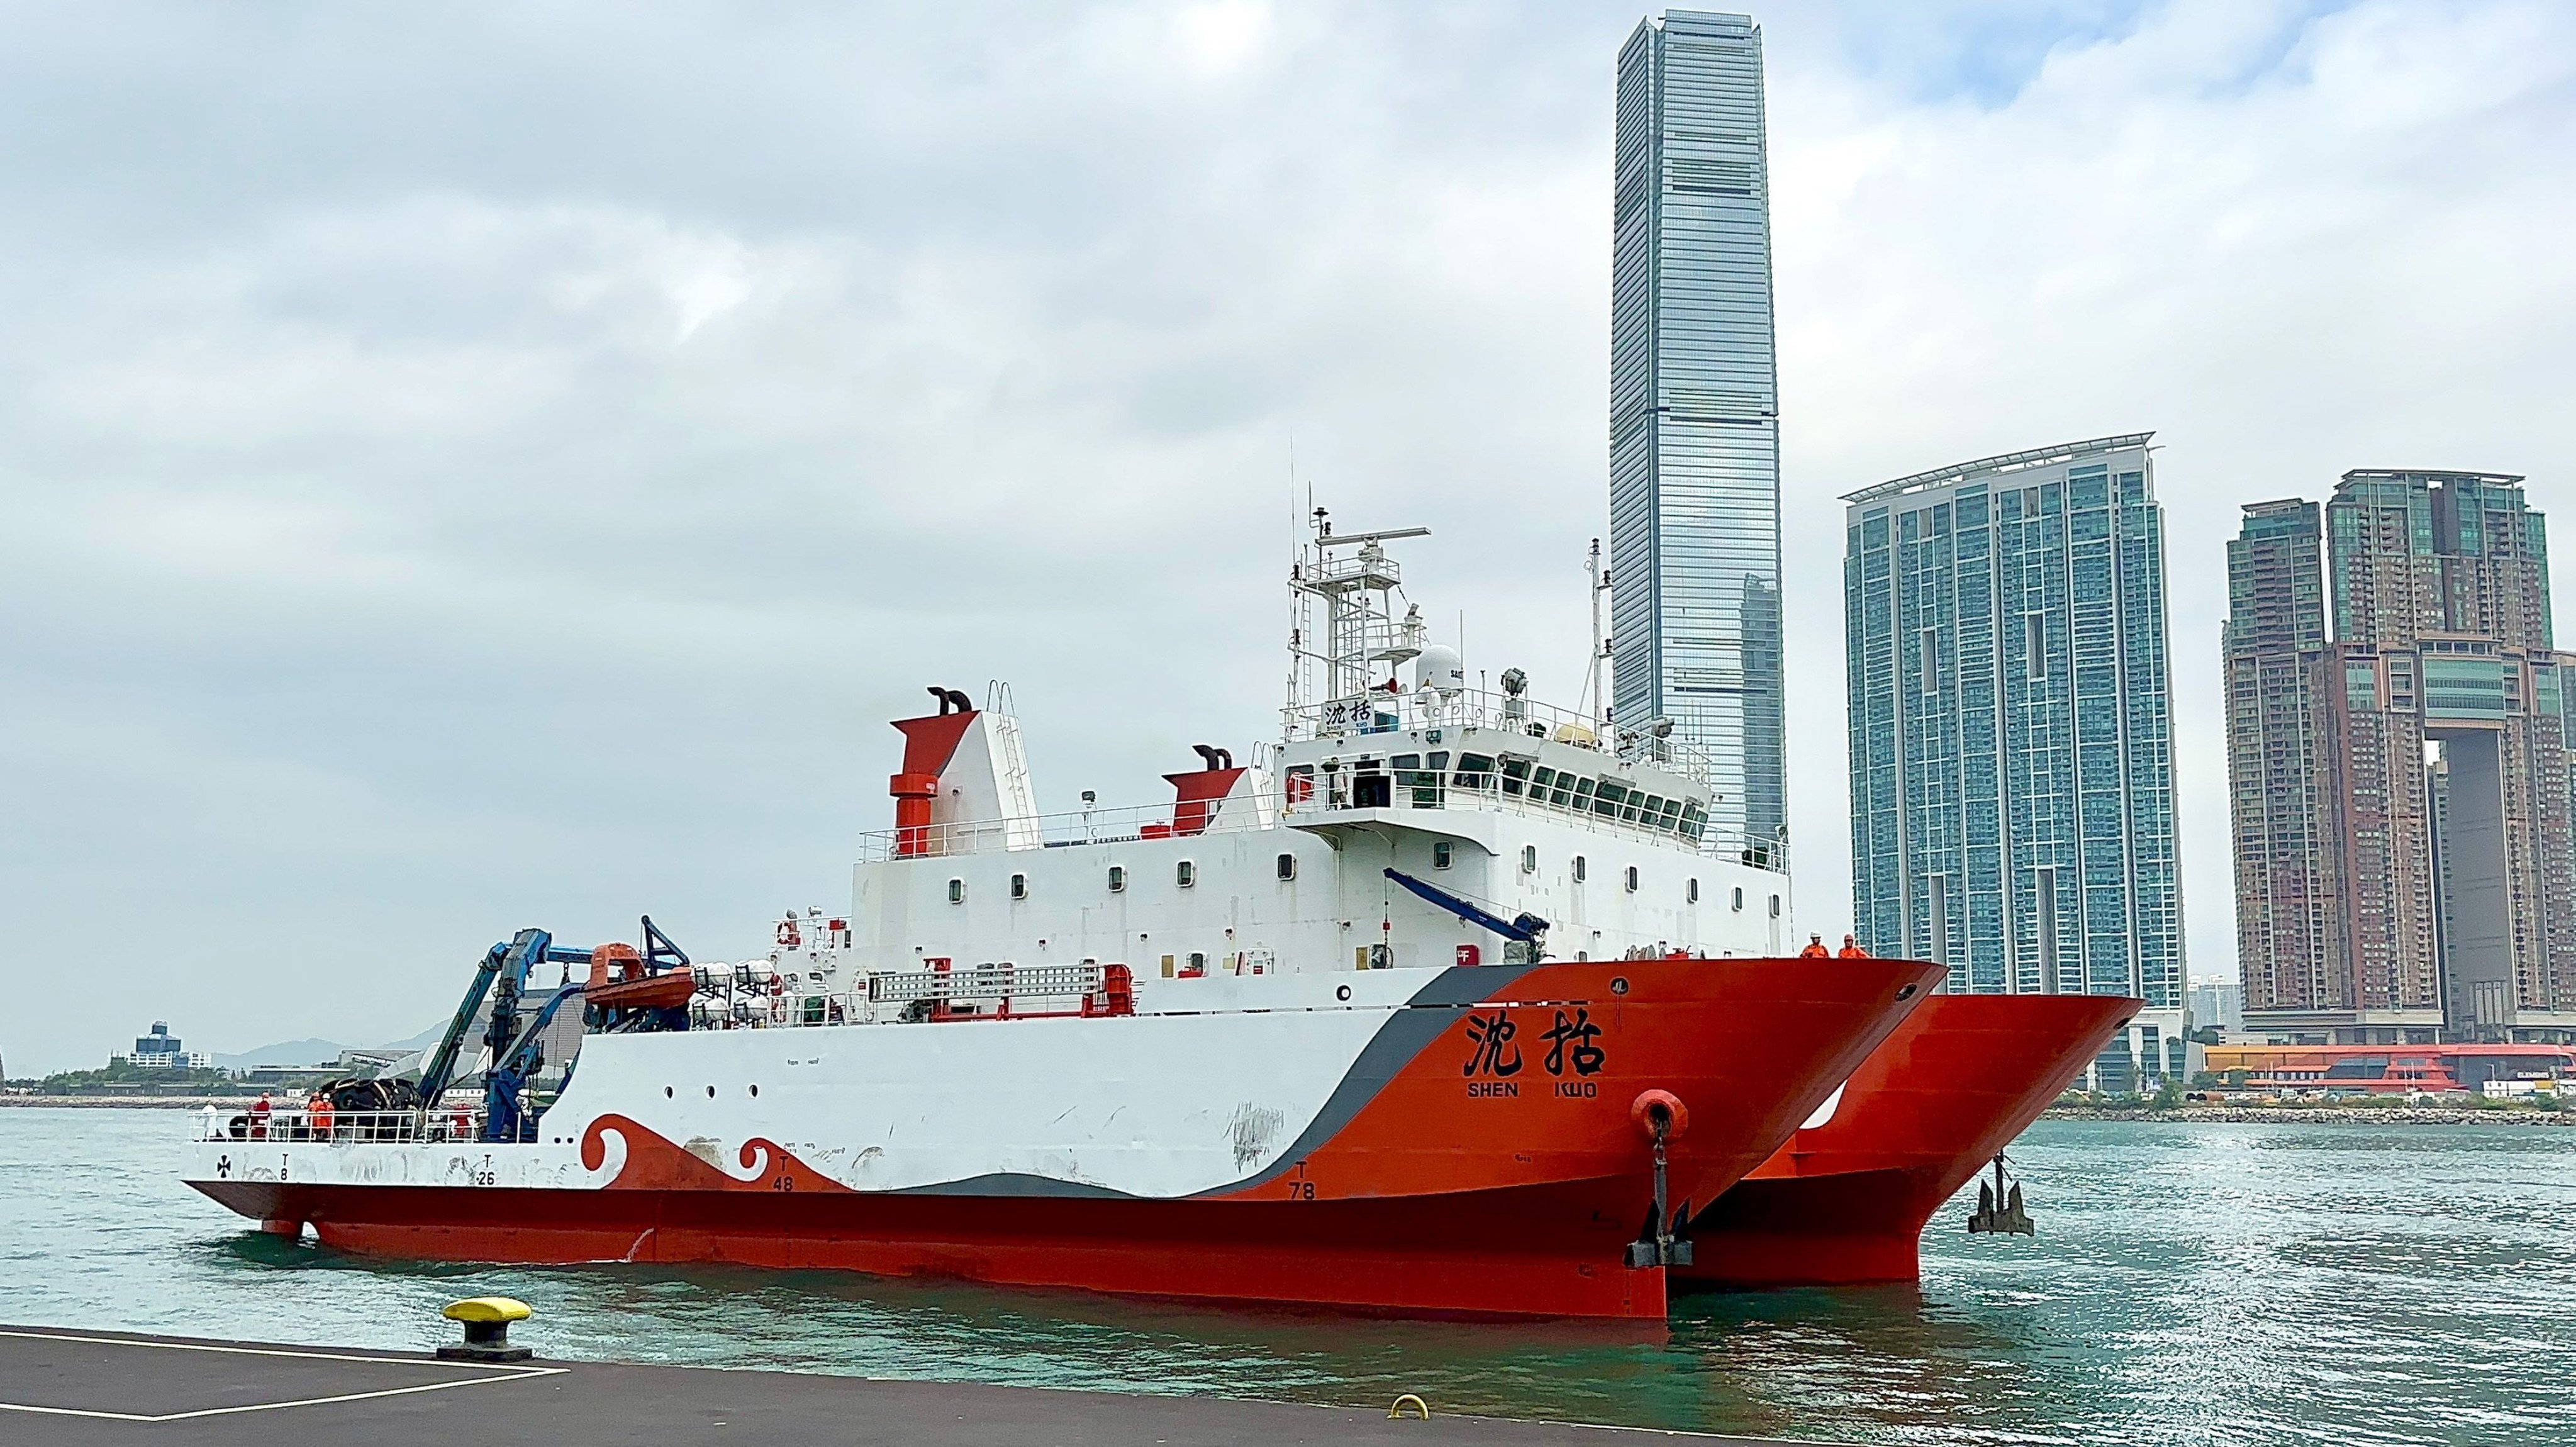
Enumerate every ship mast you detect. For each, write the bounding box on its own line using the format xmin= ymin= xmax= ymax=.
xmin=1284 ymin=508 xmax=1429 ymax=739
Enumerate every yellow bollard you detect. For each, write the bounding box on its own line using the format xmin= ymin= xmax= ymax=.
xmin=1388 ymin=1393 xmax=1432 ymax=1419
xmin=437 ymin=1297 xmax=533 ymax=1362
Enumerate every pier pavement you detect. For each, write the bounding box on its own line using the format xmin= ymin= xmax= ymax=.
xmin=1 ymin=1324 xmax=1835 ymax=1445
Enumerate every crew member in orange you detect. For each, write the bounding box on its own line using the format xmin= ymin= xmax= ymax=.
xmin=308 ymin=1090 xmax=336 ymax=1141
xmin=1837 ymin=934 xmax=1871 ymax=958
xmin=1798 ymin=934 xmax=1830 ymax=958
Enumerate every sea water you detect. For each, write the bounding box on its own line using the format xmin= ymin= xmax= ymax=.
xmin=1 ymin=1108 xmax=2567 ymax=1445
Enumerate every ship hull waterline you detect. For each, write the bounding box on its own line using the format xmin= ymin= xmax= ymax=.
xmin=1673 ymin=992 xmax=2140 ymax=1290
xmin=187 ymin=956 xmax=1945 ymax=1320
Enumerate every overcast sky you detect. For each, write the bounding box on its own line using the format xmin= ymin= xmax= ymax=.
xmin=3 ymin=1 xmax=2569 ymax=1074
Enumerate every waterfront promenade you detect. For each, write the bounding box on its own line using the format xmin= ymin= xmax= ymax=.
xmin=0 ymin=1324 xmax=1820 ymax=1446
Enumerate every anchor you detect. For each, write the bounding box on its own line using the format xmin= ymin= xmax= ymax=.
xmin=1966 ymin=1153 xmax=2033 ymax=1236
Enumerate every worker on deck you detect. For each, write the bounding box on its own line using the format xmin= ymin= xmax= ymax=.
xmin=308 ymin=1090 xmax=336 ymax=1141
xmin=1837 ymin=934 xmax=1871 ymax=959
xmin=247 ymin=1092 xmax=273 ymax=1140
xmin=1799 ymin=934 xmax=1829 ymax=958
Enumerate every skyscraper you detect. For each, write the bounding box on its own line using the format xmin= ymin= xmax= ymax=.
xmin=1610 ymin=9 xmax=1785 ymax=853
xmin=2227 ymin=470 xmax=2576 ymax=1044
xmin=1844 ymin=435 xmax=2187 ymax=1090
xmin=2222 ymin=500 xmax=2333 ymax=1019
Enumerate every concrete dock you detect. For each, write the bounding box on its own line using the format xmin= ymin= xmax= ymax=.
xmin=1 ymin=1324 xmax=1829 ymax=1444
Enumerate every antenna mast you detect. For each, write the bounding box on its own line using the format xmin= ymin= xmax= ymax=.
xmin=1581 ymin=539 xmax=1612 ymax=728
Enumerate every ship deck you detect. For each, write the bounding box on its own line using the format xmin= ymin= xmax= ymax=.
xmin=0 ymin=1323 xmax=1835 ymax=1446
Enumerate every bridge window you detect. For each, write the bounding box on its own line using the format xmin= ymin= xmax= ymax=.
xmin=947 ymin=878 xmax=965 ymax=905
xmin=1108 ymin=865 xmax=1126 ymax=893
xmin=1432 ymin=842 xmax=1453 ymax=870
xmin=1456 ymin=752 xmax=1495 ymax=790
xmin=1176 ymin=860 xmax=1197 ymax=888
xmin=1499 ymin=757 xmax=1532 ymax=796
xmin=1277 ymin=853 xmax=1296 ymax=881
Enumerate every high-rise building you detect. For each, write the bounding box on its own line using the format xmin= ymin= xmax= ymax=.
xmin=2224 ymin=470 xmax=2576 ymax=1044
xmin=1844 ymin=435 xmax=2187 ymax=1090
xmin=1610 ymin=9 xmax=1785 ymax=854
xmin=2222 ymin=500 xmax=2333 ymax=1019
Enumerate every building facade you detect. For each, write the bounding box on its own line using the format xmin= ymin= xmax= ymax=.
xmin=2222 ymin=500 xmax=2333 ymax=1019
xmin=1609 ymin=9 xmax=1786 ymax=849
xmin=1844 ymin=435 xmax=2186 ymax=1090
xmin=2224 ymin=471 xmax=2576 ymax=1044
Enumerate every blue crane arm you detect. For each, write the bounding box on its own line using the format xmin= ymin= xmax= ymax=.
xmin=1382 ymin=868 xmax=1549 ymax=943
xmin=416 ymin=929 xmax=549 ymax=1106
xmin=415 ymin=939 xmax=512 ymax=1105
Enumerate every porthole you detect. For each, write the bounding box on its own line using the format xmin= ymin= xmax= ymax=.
xmin=1732 ymin=886 xmax=1744 ymax=912
xmin=947 ymin=878 xmax=965 ymax=905
xmin=1520 ymin=845 xmax=1537 ymax=874
xmin=1769 ymin=894 xmax=1781 ymax=918
xmin=1610 ymin=977 xmax=1629 ymax=997
xmin=1010 ymin=873 xmax=1029 ymax=900
xmin=1177 ymin=860 xmax=1197 ymax=888
xmin=1624 ymin=866 xmax=1639 ymax=893
xmin=1573 ymin=856 xmax=1588 ymax=883
xmin=749 ymin=1085 xmax=760 ymax=1098
xmin=1687 ymin=878 xmax=1700 ymax=904
xmin=1335 ymin=984 xmax=1352 ymax=1002
xmin=1277 ymin=853 xmax=1296 ymax=881
xmin=664 ymin=1086 xmax=674 ymax=1098
xmin=705 ymin=1085 xmax=716 ymax=1098
xmin=1432 ymin=841 xmax=1453 ymax=870
xmin=1108 ymin=864 xmax=1127 ymax=893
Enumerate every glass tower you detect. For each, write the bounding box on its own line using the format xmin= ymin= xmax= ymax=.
xmin=1610 ymin=9 xmax=1785 ymax=854
xmin=1844 ymin=435 xmax=2186 ymax=1089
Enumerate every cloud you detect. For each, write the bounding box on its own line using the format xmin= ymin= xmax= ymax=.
xmin=0 ymin=1 xmax=2568 ymax=1071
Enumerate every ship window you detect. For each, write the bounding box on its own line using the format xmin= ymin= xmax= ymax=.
xmin=1520 ymin=845 xmax=1537 ymax=874
xmin=1571 ymin=777 xmax=1596 ymax=812
xmin=1769 ymin=894 xmax=1781 ymax=918
xmin=1353 ymin=772 xmax=1391 ymax=808
xmin=1433 ymin=841 xmax=1453 ymax=870
xmin=1593 ymin=780 xmax=1627 ymax=818
xmin=1390 ymin=753 xmax=1420 ymax=772
xmin=1624 ymin=866 xmax=1639 ymax=893
xmin=1548 ymin=770 xmax=1576 ymax=808
xmin=947 ymin=878 xmax=965 ymax=905
xmin=1009 ymin=873 xmax=1028 ymax=900
xmin=1107 ymin=864 xmax=1126 ymax=893
xmin=1456 ymin=752 xmax=1495 ymax=790
xmin=1277 ymin=852 xmax=1296 ymax=881
xmin=1732 ymin=886 xmax=1744 ymax=911
xmin=1176 ymin=860 xmax=1196 ymax=888
xmin=1499 ymin=757 xmax=1532 ymax=796
xmin=1687 ymin=878 xmax=1700 ymax=904
xmin=1573 ymin=856 xmax=1588 ymax=883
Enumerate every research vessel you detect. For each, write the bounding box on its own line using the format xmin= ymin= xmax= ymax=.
xmin=184 ymin=518 xmax=1939 ymax=1319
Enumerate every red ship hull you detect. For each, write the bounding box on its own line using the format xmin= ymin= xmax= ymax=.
xmin=1672 ymin=992 xmax=2138 ymax=1290
xmin=191 ymin=956 xmax=1946 ymax=1320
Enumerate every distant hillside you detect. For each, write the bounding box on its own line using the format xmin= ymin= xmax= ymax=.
xmin=212 ymin=1038 xmax=349 ymax=1071
xmin=211 ymin=1023 xmax=447 ymax=1072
